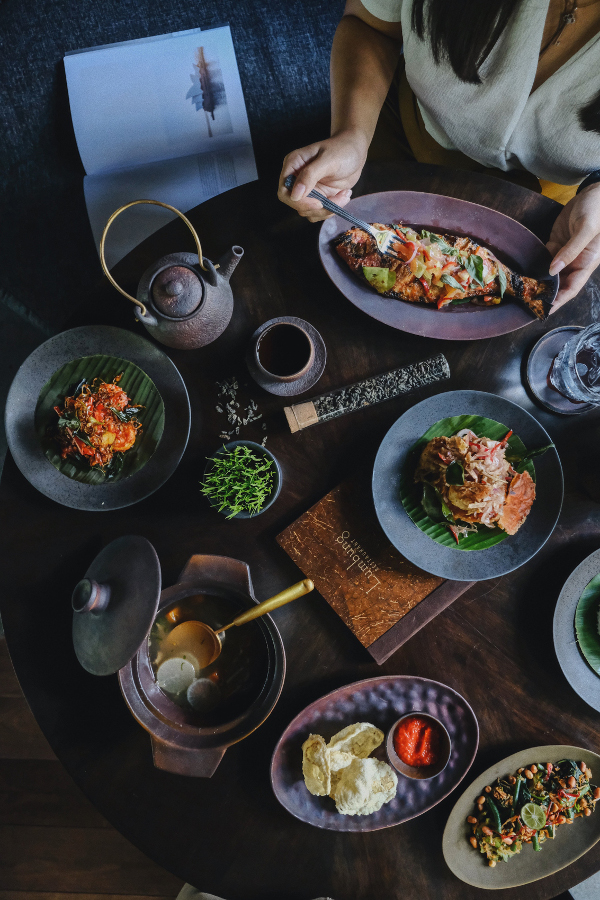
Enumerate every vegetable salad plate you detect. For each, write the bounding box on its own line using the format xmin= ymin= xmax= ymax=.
xmin=372 ymin=390 xmax=563 ymax=581
xmin=318 ymin=191 xmax=558 ymax=340
xmin=554 ymin=548 xmax=600 ymax=713
xmin=5 ymin=325 xmax=190 ymax=510
xmin=270 ymin=675 xmax=478 ymax=832
xmin=443 ymin=745 xmax=600 ymax=889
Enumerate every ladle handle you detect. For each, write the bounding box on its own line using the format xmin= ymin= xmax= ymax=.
xmin=220 ymin=579 xmax=314 ymax=631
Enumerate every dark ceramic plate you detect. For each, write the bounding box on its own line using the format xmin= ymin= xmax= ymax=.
xmin=443 ymin=745 xmax=600 ymax=888
xmin=372 ymin=390 xmax=563 ymax=580
xmin=5 ymin=326 xmax=190 ymax=510
xmin=554 ymin=548 xmax=600 ymax=713
xmin=318 ymin=191 xmax=558 ymax=340
xmin=270 ymin=675 xmax=478 ymax=832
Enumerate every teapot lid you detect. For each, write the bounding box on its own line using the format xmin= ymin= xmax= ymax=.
xmin=72 ymin=535 xmax=161 ymax=676
xmin=151 ymin=265 xmax=203 ymax=318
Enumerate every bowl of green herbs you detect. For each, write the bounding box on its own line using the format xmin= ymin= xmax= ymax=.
xmin=201 ymin=440 xmax=282 ymax=519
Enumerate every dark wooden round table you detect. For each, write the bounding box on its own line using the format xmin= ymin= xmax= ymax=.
xmin=2 ymin=162 xmax=600 ymax=900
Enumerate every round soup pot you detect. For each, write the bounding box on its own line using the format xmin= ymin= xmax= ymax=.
xmin=119 ymin=554 xmax=285 ymax=777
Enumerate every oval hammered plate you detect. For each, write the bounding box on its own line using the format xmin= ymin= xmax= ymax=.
xmin=5 ymin=325 xmax=190 ymax=511
xmin=554 ymin=548 xmax=600 ymax=713
xmin=372 ymin=390 xmax=563 ymax=580
xmin=318 ymin=191 xmax=558 ymax=340
xmin=443 ymin=745 xmax=600 ymax=889
xmin=270 ymin=675 xmax=478 ymax=832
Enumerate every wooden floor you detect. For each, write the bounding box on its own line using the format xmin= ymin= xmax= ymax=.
xmin=0 ymin=637 xmax=184 ymax=900
xmin=1 ymin=636 xmax=576 ymax=900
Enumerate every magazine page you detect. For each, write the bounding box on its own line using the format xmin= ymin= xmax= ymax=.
xmin=65 ymin=25 xmax=252 ymax=176
xmin=85 ymin=145 xmax=257 ymax=269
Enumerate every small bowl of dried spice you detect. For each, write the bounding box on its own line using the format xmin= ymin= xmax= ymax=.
xmin=201 ymin=440 xmax=282 ymax=519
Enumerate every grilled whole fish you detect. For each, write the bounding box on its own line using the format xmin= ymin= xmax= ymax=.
xmin=333 ymin=223 xmax=554 ymax=319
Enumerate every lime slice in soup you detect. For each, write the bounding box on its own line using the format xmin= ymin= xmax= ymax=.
xmin=399 ymin=414 xmax=535 ymax=552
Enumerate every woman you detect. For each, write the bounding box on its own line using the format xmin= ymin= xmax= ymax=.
xmin=278 ymin=0 xmax=600 ymax=312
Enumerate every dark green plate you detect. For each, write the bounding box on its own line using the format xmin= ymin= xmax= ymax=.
xmin=575 ymin=574 xmax=600 ymax=676
xmin=399 ymin=414 xmax=534 ymax=552
xmin=5 ymin=326 xmax=189 ymax=511
xmin=35 ymin=355 xmax=165 ymax=485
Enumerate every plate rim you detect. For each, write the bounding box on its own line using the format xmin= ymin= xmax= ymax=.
xmin=318 ymin=190 xmax=558 ymax=341
xmin=442 ymin=743 xmax=600 ymax=889
xmin=554 ymin=548 xmax=600 ymax=713
xmin=372 ymin=389 xmax=563 ymax=581
xmin=270 ymin=673 xmax=479 ymax=832
xmin=4 ymin=325 xmax=190 ymax=511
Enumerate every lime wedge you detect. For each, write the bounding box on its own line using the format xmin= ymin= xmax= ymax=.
xmin=521 ymin=802 xmax=547 ymax=831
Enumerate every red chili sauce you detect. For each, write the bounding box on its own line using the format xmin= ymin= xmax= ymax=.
xmin=393 ymin=716 xmax=441 ymax=767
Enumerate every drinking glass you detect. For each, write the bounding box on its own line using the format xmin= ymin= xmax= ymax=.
xmin=550 ymin=323 xmax=600 ymax=404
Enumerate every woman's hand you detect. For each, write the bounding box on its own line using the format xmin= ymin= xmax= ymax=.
xmin=277 ymin=130 xmax=369 ymax=222
xmin=547 ymin=182 xmax=600 ymax=313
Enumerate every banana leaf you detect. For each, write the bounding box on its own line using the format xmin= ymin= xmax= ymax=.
xmin=575 ymin=573 xmax=600 ymax=676
xmin=399 ymin=414 xmax=535 ymax=552
xmin=34 ymin=354 xmax=165 ymax=485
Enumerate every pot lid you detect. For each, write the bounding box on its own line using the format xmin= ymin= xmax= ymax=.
xmin=151 ymin=265 xmax=203 ymax=318
xmin=72 ymin=535 xmax=161 ymax=676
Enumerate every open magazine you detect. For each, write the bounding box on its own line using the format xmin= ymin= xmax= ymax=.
xmin=65 ymin=25 xmax=257 ymax=268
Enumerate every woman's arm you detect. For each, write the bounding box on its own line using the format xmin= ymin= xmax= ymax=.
xmin=548 ymin=183 xmax=600 ymax=312
xmin=277 ymin=0 xmax=403 ymax=221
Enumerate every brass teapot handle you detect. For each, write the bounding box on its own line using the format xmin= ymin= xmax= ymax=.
xmin=99 ymin=199 xmax=207 ymax=317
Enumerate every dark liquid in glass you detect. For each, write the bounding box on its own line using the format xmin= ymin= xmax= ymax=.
xmin=258 ymin=324 xmax=311 ymax=376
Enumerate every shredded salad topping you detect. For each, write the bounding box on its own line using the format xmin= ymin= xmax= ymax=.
xmin=468 ymin=759 xmax=599 ymax=867
xmin=388 ymin=225 xmax=506 ymax=308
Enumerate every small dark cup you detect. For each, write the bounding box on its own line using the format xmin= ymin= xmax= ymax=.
xmin=246 ymin=315 xmax=326 ymax=397
xmin=203 ymin=440 xmax=282 ymax=519
xmin=255 ymin=321 xmax=315 ymax=383
xmin=386 ymin=712 xmax=451 ymax=780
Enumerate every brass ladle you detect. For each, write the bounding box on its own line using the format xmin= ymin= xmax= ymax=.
xmin=161 ymin=578 xmax=314 ymax=671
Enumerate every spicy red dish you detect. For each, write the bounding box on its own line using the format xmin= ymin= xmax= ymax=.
xmin=393 ymin=715 xmax=442 ymax=768
xmin=53 ymin=375 xmax=143 ymax=473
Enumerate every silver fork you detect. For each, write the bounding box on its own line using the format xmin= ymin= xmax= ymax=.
xmin=284 ymin=175 xmax=402 ymax=260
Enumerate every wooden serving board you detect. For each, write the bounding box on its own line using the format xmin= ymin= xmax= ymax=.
xmin=277 ymin=472 xmax=473 ymax=664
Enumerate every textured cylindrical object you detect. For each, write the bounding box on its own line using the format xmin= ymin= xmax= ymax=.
xmin=284 ymin=354 xmax=450 ymax=432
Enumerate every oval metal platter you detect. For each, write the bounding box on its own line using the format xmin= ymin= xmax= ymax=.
xmin=5 ymin=325 xmax=190 ymax=511
xmin=554 ymin=548 xmax=600 ymax=713
xmin=318 ymin=191 xmax=558 ymax=340
xmin=270 ymin=675 xmax=478 ymax=832
xmin=443 ymin=744 xmax=600 ymax=889
xmin=372 ymin=390 xmax=563 ymax=581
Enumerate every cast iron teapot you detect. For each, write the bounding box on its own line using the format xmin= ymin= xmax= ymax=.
xmin=100 ymin=199 xmax=243 ymax=350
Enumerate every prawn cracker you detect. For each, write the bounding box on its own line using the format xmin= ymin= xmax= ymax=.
xmin=334 ymin=757 xmax=397 ymax=816
xmin=327 ymin=722 xmax=384 ymax=758
xmin=302 ymin=734 xmax=331 ymax=796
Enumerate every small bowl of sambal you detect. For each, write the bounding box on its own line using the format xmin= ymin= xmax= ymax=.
xmin=386 ymin=712 xmax=451 ymax=780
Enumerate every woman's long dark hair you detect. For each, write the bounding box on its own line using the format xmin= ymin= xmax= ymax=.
xmin=411 ymin=0 xmax=521 ymax=84
xmin=411 ymin=0 xmax=600 ymax=137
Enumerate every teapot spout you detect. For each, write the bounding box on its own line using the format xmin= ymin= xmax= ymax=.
xmin=217 ymin=245 xmax=244 ymax=282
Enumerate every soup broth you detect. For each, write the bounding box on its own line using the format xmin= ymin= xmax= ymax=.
xmin=149 ymin=592 xmax=270 ymax=726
